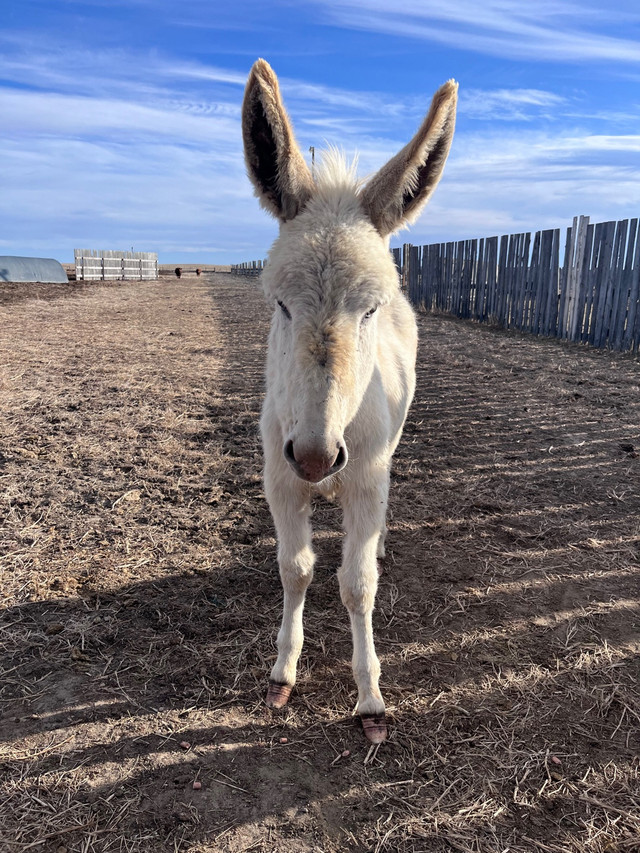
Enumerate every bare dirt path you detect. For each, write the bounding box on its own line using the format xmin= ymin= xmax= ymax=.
xmin=1 ymin=274 xmax=638 ymax=852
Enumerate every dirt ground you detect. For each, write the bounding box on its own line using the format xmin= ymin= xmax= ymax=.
xmin=0 ymin=273 xmax=638 ymax=853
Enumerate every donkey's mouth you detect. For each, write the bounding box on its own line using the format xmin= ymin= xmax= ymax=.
xmin=284 ymin=440 xmax=347 ymax=482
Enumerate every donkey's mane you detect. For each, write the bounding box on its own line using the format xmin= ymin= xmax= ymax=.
xmin=305 ymin=147 xmax=368 ymax=221
xmin=313 ymin=147 xmax=363 ymax=195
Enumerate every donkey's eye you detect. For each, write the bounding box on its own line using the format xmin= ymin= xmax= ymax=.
xmin=362 ymin=306 xmax=378 ymax=323
xmin=277 ymin=300 xmax=291 ymax=319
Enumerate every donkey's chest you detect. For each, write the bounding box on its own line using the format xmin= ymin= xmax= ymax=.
xmin=312 ymin=476 xmax=342 ymax=502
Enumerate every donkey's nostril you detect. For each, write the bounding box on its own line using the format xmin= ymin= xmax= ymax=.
xmin=332 ymin=444 xmax=347 ymax=471
xmin=284 ymin=440 xmax=296 ymax=464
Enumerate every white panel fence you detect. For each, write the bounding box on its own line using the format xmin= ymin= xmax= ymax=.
xmin=74 ymin=249 xmax=158 ymax=281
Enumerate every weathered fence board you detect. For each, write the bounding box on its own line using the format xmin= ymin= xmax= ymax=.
xmin=74 ymin=249 xmax=158 ymax=281
xmin=622 ymin=219 xmax=640 ymax=351
xmin=396 ymin=214 xmax=640 ymax=354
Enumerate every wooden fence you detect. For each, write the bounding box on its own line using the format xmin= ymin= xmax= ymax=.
xmin=74 ymin=249 xmax=158 ymax=281
xmin=231 ymin=260 xmax=266 ymax=276
xmin=394 ymin=215 xmax=640 ymax=353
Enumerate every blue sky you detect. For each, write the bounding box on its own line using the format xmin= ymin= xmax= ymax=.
xmin=2 ymin=0 xmax=639 ymax=264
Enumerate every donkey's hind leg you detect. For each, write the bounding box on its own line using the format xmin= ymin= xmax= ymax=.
xmin=264 ymin=461 xmax=314 ymax=708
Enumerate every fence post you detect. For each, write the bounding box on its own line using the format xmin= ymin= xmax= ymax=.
xmin=567 ymin=216 xmax=590 ymax=341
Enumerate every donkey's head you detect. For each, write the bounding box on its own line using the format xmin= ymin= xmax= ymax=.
xmin=243 ymin=60 xmax=457 ymax=483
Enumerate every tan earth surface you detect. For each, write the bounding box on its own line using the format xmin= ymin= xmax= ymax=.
xmin=1 ymin=274 xmax=638 ymax=852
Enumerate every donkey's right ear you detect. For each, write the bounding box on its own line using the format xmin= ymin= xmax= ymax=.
xmin=242 ymin=59 xmax=315 ymax=222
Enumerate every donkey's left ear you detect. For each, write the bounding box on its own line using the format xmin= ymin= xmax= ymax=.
xmin=242 ymin=59 xmax=315 ymax=222
xmin=360 ymin=80 xmax=458 ymax=237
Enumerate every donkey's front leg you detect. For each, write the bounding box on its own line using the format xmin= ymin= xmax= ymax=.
xmin=264 ymin=463 xmax=314 ymax=708
xmin=338 ymin=477 xmax=389 ymax=743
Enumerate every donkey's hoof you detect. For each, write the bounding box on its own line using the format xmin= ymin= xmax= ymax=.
xmin=360 ymin=713 xmax=387 ymax=743
xmin=266 ymin=681 xmax=293 ymax=709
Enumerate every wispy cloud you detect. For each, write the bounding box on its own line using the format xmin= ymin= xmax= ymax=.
xmin=160 ymin=62 xmax=247 ymax=87
xmin=460 ymin=89 xmax=567 ymax=121
xmin=315 ymin=0 xmax=640 ymax=64
xmin=281 ymin=79 xmax=403 ymax=115
xmin=0 ymin=88 xmax=240 ymax=143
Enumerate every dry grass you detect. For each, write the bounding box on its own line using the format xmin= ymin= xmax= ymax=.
xmin=0 ymin=274 xmax=639 ymax=852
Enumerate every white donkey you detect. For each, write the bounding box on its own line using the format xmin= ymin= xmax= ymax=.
xmin=242 ymin=60 xmax=457 ymax=743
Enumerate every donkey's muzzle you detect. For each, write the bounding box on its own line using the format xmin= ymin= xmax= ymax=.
xmin=284 ymin=439 xmax=347 ymax=483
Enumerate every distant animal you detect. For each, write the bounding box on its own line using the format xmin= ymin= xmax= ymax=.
xmin=175 ymin=267 xmax=182 ymax=278
xmin=196 ymin=268 xmax=202 ymax=276
xmin=242 ymin=59 xmax=457 ymax=742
